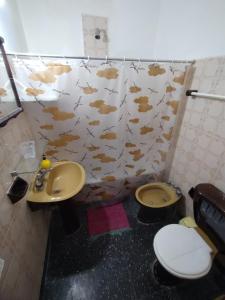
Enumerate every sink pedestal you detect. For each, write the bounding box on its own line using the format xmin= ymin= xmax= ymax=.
xmin=59 ymin=199 xmax=80 ymax=234
xmin=28 ymin=199 xmax=80 ymax=234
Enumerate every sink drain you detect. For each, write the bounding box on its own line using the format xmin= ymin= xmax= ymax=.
xmin=52 ymin=189 xmax=61 ymax=194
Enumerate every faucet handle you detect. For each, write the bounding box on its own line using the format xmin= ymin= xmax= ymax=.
xmin=39 ymin=167 xmax=53 ymax=174
xmin=10 ymin=171 xmax=18 ymax=178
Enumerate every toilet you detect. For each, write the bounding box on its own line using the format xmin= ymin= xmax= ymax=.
xmin=153 ymin=183 xmax=225 ymax=283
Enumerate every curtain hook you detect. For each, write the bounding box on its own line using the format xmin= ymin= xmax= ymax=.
xmin=13 ymin=55 xmax=19 ymax=70
xmin=17 ymin=54 xmax=21 ymax=65
xmin=14 ymin=54 xmax=19 ymax=63
xmin=138 ymin=57 xmax=141 ymax=66
xmin=87 ymin=55 xmax=90 ymax=63
xmin=38 ymin=55 xmax=43 ymax=64
xmin=172 ymin=58 xmax=175 ymax=68
xmin=105 ymin=55 xmax=108 ymax=64
xmin=64 ymin=56 xmax=68 ymax=64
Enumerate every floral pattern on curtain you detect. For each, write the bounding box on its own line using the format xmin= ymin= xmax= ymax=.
xmin=8 ymin=58 xmax=189 ymax=202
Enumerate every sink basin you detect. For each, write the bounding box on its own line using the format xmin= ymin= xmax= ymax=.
xmin=27 ymin=161 xmax=85 ymax=203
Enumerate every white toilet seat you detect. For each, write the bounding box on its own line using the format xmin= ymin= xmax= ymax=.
xmin=153 ymin=224 xmax=213 ymax=279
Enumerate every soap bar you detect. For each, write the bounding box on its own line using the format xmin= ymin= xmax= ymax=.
xmin=179 ymin=216 xmax=197 ymax=228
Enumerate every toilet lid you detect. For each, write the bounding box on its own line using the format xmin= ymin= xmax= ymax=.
xmin=153 ymin=224 xmax=212 ymax=279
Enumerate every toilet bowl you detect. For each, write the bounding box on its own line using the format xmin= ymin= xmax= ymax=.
xmin=153 ymin=224 xmax=213 ymax=279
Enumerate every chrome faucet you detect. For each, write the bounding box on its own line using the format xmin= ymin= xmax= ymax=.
xmin=35 ymin=168 xmax=53 ymax=190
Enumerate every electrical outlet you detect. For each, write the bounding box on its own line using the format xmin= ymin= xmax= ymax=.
xmin=0 ymin=258 xmax=4 ymax=279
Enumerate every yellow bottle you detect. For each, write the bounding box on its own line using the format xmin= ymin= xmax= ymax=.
xmin=40 ymin=154 xmax=52 ymax=169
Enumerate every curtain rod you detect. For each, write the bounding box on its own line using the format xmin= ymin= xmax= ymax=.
xmin=4 ymin=52 xmax=195 ymax=64
xmin=186 ymin=89 xmax=225 ymax=101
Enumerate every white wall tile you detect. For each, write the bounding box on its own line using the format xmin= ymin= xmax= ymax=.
xmin=215 ymin=79 xmax=225 ymax=94
xmin=208 ymin=101 xmax=224 ymax=118
xmin=193 ymin=147 xmax=205 ymax=160
xmin=209 ymin=139 xmax=224 ymax=155
xmin=205 ymin=152 xmax=218 ymax=169
xmin=197 ymin=134 xmax=211 ymax=148
xmin=203 ymin=58 xmax=220 ymax=77
xmin=198 ymin=168 xmax=211 ymax=182
xmin=188 ymin=160 xmax=200 ymax=174
xmin=192 ymin=99 xmax=205 ymax=113
xmin=219 ymin=163 xmax=225 ymax=179
xmin=217 ymin=120 xmax=225 ymax=138
xmin=189 ymin=112 xmax=201 ymax=127
xmin=203 ymin=117 xmax=218 ymax=132
xmin=185 ymin=128 xmax=196 ymax=141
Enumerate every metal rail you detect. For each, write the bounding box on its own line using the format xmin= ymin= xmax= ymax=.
xmin=4 ymin=52 xmax=194 ymax=64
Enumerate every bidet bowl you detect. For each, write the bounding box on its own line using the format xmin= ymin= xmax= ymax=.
xmin=135 ymin=182 xmax=181 ymax=223
xmin=135 ymin=182 xmax=178 ymax=208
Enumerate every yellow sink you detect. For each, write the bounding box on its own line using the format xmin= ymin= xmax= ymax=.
xmin=27 ymin=161 xmax=85 ymax=203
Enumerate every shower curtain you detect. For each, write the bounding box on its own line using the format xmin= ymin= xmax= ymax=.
xmin=6 ymin=57 xmax=189 ymax=202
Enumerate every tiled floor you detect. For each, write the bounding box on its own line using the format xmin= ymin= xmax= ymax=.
xmin=40 ymin=197 xmax=225 ymax=300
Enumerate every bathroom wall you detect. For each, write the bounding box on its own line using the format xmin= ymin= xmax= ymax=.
xmin=15 ymin=0 xmax=160 ymax=57
xmin=154 ymin=0 xmax=225 ymax=60
xmin=0 ymin=0 xmax=27 ymax=52
xmin=13 ymin=0 xmax=225 ymax=59
xmin=108 ymin=0 xmax=160 ymax=58
xmin=15 ymin=0 xmax=115 ymax=56
xmin=169 ymin=57 xmax=225 ymax=215
xmin=0 ymin=113 xmax=49 ymax=299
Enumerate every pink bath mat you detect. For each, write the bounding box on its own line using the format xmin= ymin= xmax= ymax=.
xmin=87 ymin=203 xmax=130 ymax=236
